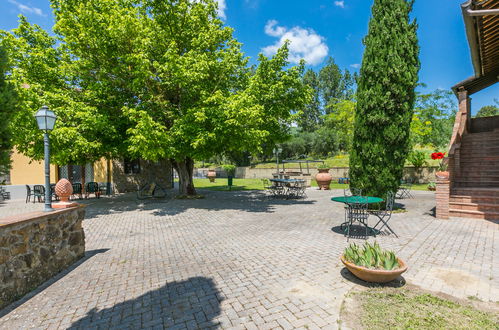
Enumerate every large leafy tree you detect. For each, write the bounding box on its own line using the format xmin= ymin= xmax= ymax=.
xmin=350 ymin=0 xmax=420 ymax=197
xmin=298 ymin=69 xmax=322 ymax=132
xmin=1 ymin=17 xmax=118 ymax=166
xmin=50 ymin=0 xmax=308 ymax=195
xmin=475 ymin=105 xmax=499 ymax=118
xmin=0 ymin=45 xmax=17 ymax=175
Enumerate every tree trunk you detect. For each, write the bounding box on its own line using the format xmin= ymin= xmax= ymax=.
xmin=172 ymin=157 xmax=196 ymax=196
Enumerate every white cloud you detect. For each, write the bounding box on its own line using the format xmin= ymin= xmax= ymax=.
xmin=8 ymin=0 xmax=44 ymax=16
xmin=334 ymin=1 xmax=345 ymax=8
xmin=262 ymin=20 xmax=329 ymax=66
xmin=350 ymin=63 xmax=360 ymax=69
xmin=215 ymin=0 xmax=226 ymax=19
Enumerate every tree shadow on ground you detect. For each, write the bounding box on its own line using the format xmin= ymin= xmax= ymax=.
xmin=79 ymin=189 xmax=317 ymax=219
xmin=0 ymin=249 xmax=109 ymax=318
xmin=340 ymin=267 xmax=406 ymax=288
xmin=69 ymin=277 xmax=222 ymax=329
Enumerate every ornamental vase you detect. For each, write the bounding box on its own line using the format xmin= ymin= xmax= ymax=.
xmin=207 ymin=170 xmax=216 ymax=183
xmin=316 ymin=169 xmax=332 ymax=190
xmin=435 ymin=171 xmax=449 ymax=180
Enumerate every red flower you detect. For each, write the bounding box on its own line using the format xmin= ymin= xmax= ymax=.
xmin=431 ymin=152 xmax=438 ymax=160
xmin=431 ymin=152 xmax=445 ymax=160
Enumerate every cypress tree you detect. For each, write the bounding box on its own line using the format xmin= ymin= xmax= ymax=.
xmin=350 ymin=0 xmax=419 ymax=198
xmin=0 ymin=45 xmax=17 ymax=176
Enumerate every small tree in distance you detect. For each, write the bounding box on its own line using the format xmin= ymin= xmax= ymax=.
xmin=350 ymin=0 xmax=420 ymax=197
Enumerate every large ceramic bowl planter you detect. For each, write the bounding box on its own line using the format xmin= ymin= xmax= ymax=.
xmin=207 ymin=170 xmax=216 ymax=182
xmin=316 ymin=168 xmax=332 ymax=190
xmin=340 ymin=255 xmax=408 ymax=283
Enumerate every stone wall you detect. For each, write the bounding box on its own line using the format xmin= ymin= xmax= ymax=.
xmin=0 ymin=206 xmax=85 ymax=309
xmin=112 ymin=159 xmax=173 ymax=193
xmin=196 ymin=166 xmax=439 ymax=183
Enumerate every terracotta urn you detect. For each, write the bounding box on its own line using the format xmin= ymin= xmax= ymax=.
xmin=316 ymin=168 xmax=332 ymax=190
xmin=435 ymin=171 xmax=449 ymax=180
xmin=340 ymin=255 xmax=408 ymax=283
xmin=52 ymin=178 xmax=77 ymax=209
xmin=207 ymin=170 xmax=216 ymax=183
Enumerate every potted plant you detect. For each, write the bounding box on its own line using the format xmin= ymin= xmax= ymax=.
xmin=431 ymin=152 xmax=448 ymax=180
xmin=207 ymin=168 xmax=217 ymax=182
xmin=427 ymin=182 xmax=436 ymax=191
xmin=316 ymin=164 xmax=332 ymax=190
xmin=341 ymin=242 xmax=407 ymax=283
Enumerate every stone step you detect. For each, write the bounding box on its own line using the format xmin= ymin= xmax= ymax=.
xmin=449 ymin=209 xmax=499 ymax=220
xmin=451 ymin=187 xmax=499 ymax=196
xmin=450 ymin=195 xmax=499 ymax=203
xmin=449 ymin=202 xmax=499 ymax=212
xmin=454 ymin=182 xmax=499 ymax=188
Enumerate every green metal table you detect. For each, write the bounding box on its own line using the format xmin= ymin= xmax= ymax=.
xmin=331 ymin=196 xmax=384 ymax=204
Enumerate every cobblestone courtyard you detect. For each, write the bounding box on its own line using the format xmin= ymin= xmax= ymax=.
xmin=0 ymin=188 xmax=498 ymax=329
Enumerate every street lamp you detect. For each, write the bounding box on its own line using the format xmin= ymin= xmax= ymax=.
xmin=34 ymin=105 xmax=57 ymax=212
xmin=273 ymin=147 xmax=283 ymax=178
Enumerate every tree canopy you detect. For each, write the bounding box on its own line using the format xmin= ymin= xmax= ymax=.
xmin=2 ymin=0 xmax=310 ymax=195
xmin=475 ymin=105 xmax=499 ymax=118
xmin=350 ymin=0 xmax=420 ymax=197
xmin=0 ymin=44 xmax=17 ymax=175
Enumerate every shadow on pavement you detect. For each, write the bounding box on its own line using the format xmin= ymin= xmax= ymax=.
xmin=340 ymin=267 xmax=406 ymax=288
xmin=79 ymin=189 xmax=317 ymax=219
xmin=69 ymin=277 xmax=222 ymax=329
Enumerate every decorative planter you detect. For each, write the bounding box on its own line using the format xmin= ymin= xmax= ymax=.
xmin=207 ymin=170 xmax=216 ymax=182
xmin=428 ymin=186 xmax=436 ymax=191
xmin=316 ymin=168 xmax=332 ymax=190
xmin=53 ymin=178 xmax=78 ymax=209
xmin=435 ymin=171 xmax=449 ymax=180
xmin=340 ymin=255 xmax=407 ymax=283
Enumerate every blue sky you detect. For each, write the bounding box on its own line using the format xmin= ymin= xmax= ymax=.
xmin=1 ymin=0 xmax=497 ymax=113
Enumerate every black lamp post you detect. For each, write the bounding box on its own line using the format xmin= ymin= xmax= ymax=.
xmin=34 ymin=105 xmax=57 ymax=212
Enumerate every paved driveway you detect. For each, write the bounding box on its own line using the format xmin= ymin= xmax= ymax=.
xmin=0 ymin=189 xmax=497 ymax=329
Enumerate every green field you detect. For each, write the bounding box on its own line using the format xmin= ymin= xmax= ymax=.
xmin=190 ymin=178 xmax=431 ymax=192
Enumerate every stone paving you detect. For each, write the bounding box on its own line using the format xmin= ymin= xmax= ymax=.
xmin=0 ymin=188 xmax=497 ymax=329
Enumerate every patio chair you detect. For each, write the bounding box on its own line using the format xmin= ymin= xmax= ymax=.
xmin=0 ymin=186 xmax=10 ymax=201
xmin=85 ymin=182 xmax=101 ymax=199
xmin=397 ymin=179 xmax=413 ymax=199
xmin=72 ymin=183 xmax=83 ymax=200
xmin=25 ymin=185 xmax=34 ymax=203
xmin=345 ymin=196 xmax=372 ymax=240
xmin=33 ymin=185 xmax=45 ymax=203
xmin=344 ymin=187 xmax=362 ymax=197
xmin=50 ymin=183 xmax=59 ymax=201
xmin=369 ymin=191 xmax=398 ymax=237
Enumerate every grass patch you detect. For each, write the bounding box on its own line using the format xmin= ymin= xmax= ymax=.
xmin=189 ymin=178 xmax=434 ymax=192
xmin=192 ymin=178 xmax=265 ymax=191
xmin=341 ymin=286 xmax=498 ymax=330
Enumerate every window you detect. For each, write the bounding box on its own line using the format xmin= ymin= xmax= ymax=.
xmin=124 ymin=159 xmax=141 ymax=174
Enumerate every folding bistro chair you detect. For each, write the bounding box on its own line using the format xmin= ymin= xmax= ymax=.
xmin=345 ymin=196 xmax=372 ymax=240
xmin=370 ymin=191 xmax=398 ymax=237
xmin=85 ymin=182 xmax=101 ymax=199
xmin=397 ymin=179 xmax=413 ymax=199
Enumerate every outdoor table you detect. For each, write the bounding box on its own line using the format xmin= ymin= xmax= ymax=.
xmin=331 ymin=196 xmax=383 ymax=204
xmin=331 ymin=196 xmax=384 ymax=234
xmin=269 ymin=179 xmax=305 ymax=198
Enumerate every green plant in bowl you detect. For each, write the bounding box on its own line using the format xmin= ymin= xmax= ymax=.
xmin=343 ymin=242 xmax=400 ymax=270
xmin=317 ymin=163 xmax=330 ymax=169
xmin=221 ymin=164 xmax=236 ymax=177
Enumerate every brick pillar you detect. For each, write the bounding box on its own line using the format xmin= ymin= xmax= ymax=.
xmin=436 ymin=178 xmax=450 ymax=219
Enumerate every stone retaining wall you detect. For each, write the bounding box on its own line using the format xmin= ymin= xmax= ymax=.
xmin=0 ymin=206 xmax=85 ymax=309
xmin=196 ymin=166 xmax=439 ymax=183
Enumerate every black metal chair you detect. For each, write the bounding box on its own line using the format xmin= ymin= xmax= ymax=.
xmin=33 ymin=185 xmax=45 ymax=203
xmin=370 ymin=191 xmax=398 ymax=237
xmin=0 ymin=186 xmax=10 ymax=201
xmin=287 ymin=180 xmax=306 ymax=199
xmin=345 ymin=196 xmax=372 ymax=240
xmin=25 ymin=185 xmax=34 ymax=203
xmin=72 ymin=183 xmax=83 ymax=200
xmin=85 ymin=182 xmax=101 ymax=199
xmin=397 ymin=179 xmax=413 ymax=199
